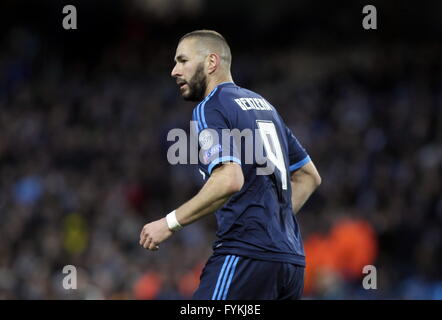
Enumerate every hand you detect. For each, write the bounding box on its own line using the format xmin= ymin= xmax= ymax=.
xmin=139 ymin=218 xmax=173 ymax=251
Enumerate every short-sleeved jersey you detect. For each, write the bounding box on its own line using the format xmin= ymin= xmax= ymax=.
xmin=191 ymin=82 xmax=311 ymax=266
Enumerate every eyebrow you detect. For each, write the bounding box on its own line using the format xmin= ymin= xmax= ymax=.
xmin=174 ymin=54 xmax=188 ymax=62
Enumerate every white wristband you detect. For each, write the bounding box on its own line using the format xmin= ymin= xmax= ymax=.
xmin=166 ymin=210 xmax=183 ymax=231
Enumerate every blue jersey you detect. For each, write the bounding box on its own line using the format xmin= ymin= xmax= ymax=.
xmin=191 ymin=82 xmax=311 ymax=267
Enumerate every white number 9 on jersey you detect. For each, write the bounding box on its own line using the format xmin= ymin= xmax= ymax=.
xmin=256 ymin=120 xmax=287 ymax=190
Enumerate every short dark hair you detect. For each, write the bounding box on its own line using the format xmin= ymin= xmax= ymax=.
xmin=179 ymin=30 xmax=228 ymax=45
xmin=179 ymin=30 xmax=232 ymax=67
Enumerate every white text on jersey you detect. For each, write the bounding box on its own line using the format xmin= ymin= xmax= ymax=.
xmin=234 ymin=98 xmax=272 ymax=111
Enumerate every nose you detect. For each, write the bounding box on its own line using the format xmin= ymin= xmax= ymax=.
xmin=171 ymin=63 xmax=180 ymax=78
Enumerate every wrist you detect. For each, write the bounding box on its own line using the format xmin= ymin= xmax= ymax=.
xmin=166 ymin=210 xmax=183 ymax=231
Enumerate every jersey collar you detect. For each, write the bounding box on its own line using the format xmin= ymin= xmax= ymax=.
xmin=201 ymin=82 xmax=235 ymax=103
xmin=216 ymin=81 xmax=235 ymax=88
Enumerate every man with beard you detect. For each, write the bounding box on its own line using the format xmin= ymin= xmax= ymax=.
xmin=139 ymin=30 xmax=321 ymax=300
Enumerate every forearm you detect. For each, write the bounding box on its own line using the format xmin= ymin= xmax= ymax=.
xmin=174 ymin=164 xmax=243 ymax=226
xmin=175 ymin=180 xmax=231 ymax=226
xmin=290 ymin=161 xmax=321 ymax=214
xmin=290 ymin=179 xmax=317 ymax=214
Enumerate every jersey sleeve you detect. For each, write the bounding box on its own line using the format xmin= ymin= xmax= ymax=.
xmin=192 ymin=101 xmax=241 ymax=177
xmin=285 ymin=125 xmax=311 ymax=172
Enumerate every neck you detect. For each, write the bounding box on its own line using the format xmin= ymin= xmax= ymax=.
xmin=204 ymin=74 xmax=234 ymax=98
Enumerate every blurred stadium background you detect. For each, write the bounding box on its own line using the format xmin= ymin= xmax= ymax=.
xmin=0 ymin=0 xmax=441 ymax=299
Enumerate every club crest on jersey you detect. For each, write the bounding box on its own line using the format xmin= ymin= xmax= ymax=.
xmin=199 ymin=129 xmax=215 ymax=150
xmin=202 ymin=144 xmax=222 ymax=164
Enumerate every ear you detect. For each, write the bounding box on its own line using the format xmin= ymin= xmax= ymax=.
xmin=206 ymin=53 xmax=221 ymax=75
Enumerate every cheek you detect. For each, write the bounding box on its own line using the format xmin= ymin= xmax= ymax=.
xmin=182 ymin=67 xmax=190 ymax=77
xmin=186 ymin=63 xmax=200 ymax=79
xmin=184 ymin=67 xmax=194 ymax=79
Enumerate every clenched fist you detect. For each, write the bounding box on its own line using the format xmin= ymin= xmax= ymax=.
xmin=139 ymin=218 xmax=173 ymax=251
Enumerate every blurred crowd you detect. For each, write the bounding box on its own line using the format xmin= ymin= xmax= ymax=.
xmin=0 ymin=26 xmax=441 ymax=299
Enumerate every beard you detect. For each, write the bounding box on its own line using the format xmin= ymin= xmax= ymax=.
xmin=182 ymin=63 xmax=207 ymax=102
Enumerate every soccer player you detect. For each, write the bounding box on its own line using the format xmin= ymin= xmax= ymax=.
xmin=139 ymin=30 xmax=321 ymax=300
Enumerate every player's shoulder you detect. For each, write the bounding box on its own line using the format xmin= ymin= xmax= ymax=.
xmin=196 ymin=82 xmax=239 ymax=114
xmin=191 ymin=83 xmax=233 ymax=128
xmin=193 ymin=82 xmax=276 ymax=120
xmin=210 ymin=81 xmax=240 ymax=106
xmin=210 ymin=82 xmax=270 ymax=110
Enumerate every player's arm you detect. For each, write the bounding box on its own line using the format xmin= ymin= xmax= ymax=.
xmin=290 ymin=160 xmax=321 ymax=214
xmin=139 ymin=162 xmax=243 ymax=250
xmin=174 ymin=162 xmax=243 ymax=225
